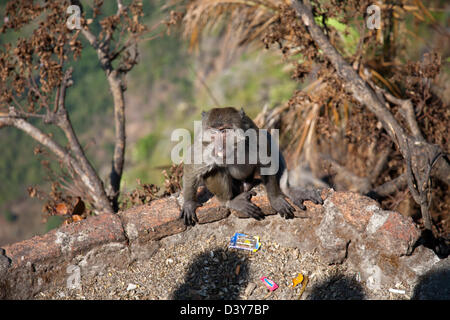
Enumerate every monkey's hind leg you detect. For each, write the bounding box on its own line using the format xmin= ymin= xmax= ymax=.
xmin=226 ymin=190 xmax=265 ymax=221
xmin=287 ymin=187 xmax=324 ymax=210
xmin=204 ymin=170 xmax=265 ymax=221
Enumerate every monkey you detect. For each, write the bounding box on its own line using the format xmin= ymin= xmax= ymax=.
xmin=180 ymin=107 xmax=323 ymax=226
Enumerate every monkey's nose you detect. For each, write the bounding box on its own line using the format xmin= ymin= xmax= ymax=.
xmin=217 ymin=143 xmax=225 ymax=156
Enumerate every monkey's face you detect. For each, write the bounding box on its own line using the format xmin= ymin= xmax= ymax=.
xmin=200 ymin=107 xmax=250 ymax=165
xmin=202 ymin=128 xmax=246 ymax=165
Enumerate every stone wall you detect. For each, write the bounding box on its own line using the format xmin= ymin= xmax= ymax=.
xmin=0 ymin=188 xmax=445 ymax=299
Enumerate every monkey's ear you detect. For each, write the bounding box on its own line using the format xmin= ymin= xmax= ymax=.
xmin=239 ymin=108 xmax=246 ymax=118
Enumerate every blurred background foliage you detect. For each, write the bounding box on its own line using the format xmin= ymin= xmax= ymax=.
xmin=0 ymin=0 xmax=296 ymax=242
xmin=0 ymin=0 xmax=448 ymax=244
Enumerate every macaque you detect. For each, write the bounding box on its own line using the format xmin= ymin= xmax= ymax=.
xmin=180 ymin=107 xmax=323 ymax=226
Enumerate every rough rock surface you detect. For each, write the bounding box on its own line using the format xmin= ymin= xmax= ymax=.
xmin=1 ymin=187 xmax=447 ymax=300
xmin=1 ymin=213 xmax=128 ymax=299
xmin=411 ymin=256 xmax=450 ymax=299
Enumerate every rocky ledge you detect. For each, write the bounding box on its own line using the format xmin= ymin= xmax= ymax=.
xmin=0 ymin=188 xmax=448 ymax=299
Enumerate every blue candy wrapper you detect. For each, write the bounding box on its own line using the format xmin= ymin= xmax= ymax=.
xmin=229 ymin=232 xmax=261 ymax=252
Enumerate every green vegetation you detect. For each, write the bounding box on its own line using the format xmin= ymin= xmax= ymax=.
xmin=0 ymin=3 xmax=299 ymax=210
xmin=122 ymin=47 xmax=296 ymax=189
xmin=1 ymin=1 xmax=448 ymax=244
xmin=2 ymin=1 xmax=448 ymax=215
xmin=44 ymin=216 xmax=65 ymax=232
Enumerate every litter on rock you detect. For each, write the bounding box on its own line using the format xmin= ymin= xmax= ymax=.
xmin=229 ymin=233 xmax=261 ymax=252
xmin=297 ymin=275 xmax=308 ymax=300
xmin=292 ymin=273 xmax=304 ymax=288
xmin=126 ymin=283 xmax=137 ymax=291
xmin=260 ymin=276 xmax=278 ymax=291
xmin=388 ymin=288 xmax=406 ymax=295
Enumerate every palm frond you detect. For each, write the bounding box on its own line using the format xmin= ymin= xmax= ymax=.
xmin=177 ymin=0 xmax=286 ymax=52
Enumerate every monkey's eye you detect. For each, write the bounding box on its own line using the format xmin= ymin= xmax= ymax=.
xmin=209 ymin=128 xmax=221 ymax=134
xmin=222 ymin=128 xmax=235 ymax=135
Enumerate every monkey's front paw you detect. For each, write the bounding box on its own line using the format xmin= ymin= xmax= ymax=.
xmin=228 ymin=191 xmax=265 ymax=221
xmin=269 ymin=195 xmax=295 ymax=219
xmin=180 ymin=200 xmax=202 ymax=226
xmin=290 ymin=188 xmax=324 ymax=210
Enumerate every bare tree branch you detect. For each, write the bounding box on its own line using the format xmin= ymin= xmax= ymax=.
xmin=81 ymin=20 xmax=130 ymax=211
xmin=291 ymin=0 xmax=408 ymax=152
xmin=369 ymin=174 xmax=408 ymax=198
xmin=107 ymin=70 xmax=126 ymax=211
xmin=53 ymin=69 xmax=114 ymax=213
xmin=382 ymin=91 xmax=426 ymax=142
xmin=0 ymin=114 xmax=112 ymax=212
xmin=369 ymin=147 xmax=391 ymax=183
xmin=291 ymin=0 xmax=450 ymax=233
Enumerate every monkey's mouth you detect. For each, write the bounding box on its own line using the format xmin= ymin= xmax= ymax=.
xmin=213 ymin=141 xmax=236 ymax=162
xmin=214 ymin=143 xmax=225 ymax=158
xmin=208 ymin=128 xmax=246 ymax=162
xmin=211 ymin=130 xmax=226 ymax=158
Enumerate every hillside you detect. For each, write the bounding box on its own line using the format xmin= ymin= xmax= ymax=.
xmin=0 ymin=0 xmax=296 ymax=245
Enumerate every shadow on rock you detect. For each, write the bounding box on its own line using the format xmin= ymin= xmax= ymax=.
xmin=412 ymin=259 xmax=450 ymax=300
xmin=171 ymin=248 xmax=249 ymax=300
xmin=306 ymin=274 xmax=365 ymax=300
xmin=411 ymin=230 xmax=450 ymax=259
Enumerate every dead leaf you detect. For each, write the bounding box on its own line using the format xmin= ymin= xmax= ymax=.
xmin=55 ymin=202 xmax=69 ymax=215
xmin=27 ymin=187 xmax=37 ymax=198
xmin=72 ymin=214 xmax=83 ymax=222
xmin=235 ymin=264 xmax=241 ymax=276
